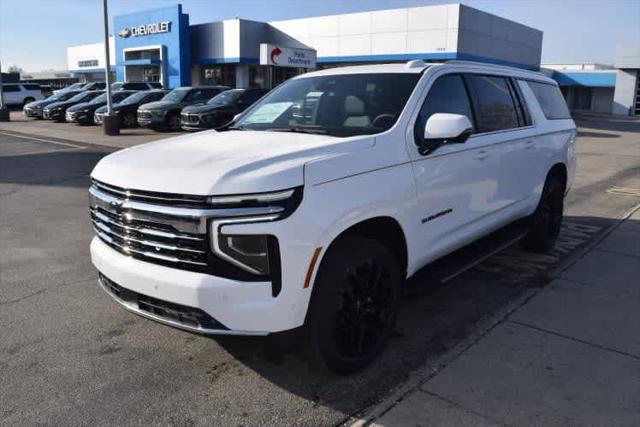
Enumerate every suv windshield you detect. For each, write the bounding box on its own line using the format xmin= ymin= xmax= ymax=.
xmin=67 ymin=92 xmax=99 ymax=103
xmin=207 ymin=89 xmax=240 ymax=106
xmin=161 ymin=88 xmax=190 ymax=103
xmin=118 ymin=91 xmax=147 ymax=105
xmin=235 ymin=73 xmax=420 ymax=137
xmin=49 ymin=91 xmax=80 ymax=101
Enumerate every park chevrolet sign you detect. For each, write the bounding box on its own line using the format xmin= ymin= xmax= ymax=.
xmin=260 ymin=43 xmax=317 ymax=69
xmin=118 ymin=21 xmax=171 ymax=38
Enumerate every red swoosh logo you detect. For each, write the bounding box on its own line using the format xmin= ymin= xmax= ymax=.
xmin=270 ymin=47 xmax=282 ymax=64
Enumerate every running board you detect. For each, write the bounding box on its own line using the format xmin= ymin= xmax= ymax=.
xmin=405 ymin=220 xmax=529 ymax=293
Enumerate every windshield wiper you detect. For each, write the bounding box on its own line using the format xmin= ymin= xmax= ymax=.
xmin=266 ymin=127 xmax=329 ymax=135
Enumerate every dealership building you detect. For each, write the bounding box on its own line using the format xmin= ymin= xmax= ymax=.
xmin=66 ymin=3 xmax=639 ymax=116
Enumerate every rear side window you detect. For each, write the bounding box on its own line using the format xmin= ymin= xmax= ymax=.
xmin=465 ymin=75 xmax=520 ymax=133
xmin=414 ymin=74 xmax=475 ymax=144
xmin=238 ymin=90 xmax=265 ymax=105
xmin=526 ymin=81 xmax=571 ymax=120
xmin=2 ymin=85 xmax=20 ymax=92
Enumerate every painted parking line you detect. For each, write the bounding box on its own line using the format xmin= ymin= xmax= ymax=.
xmin=0 ymin=131 xmax=86 ymax=149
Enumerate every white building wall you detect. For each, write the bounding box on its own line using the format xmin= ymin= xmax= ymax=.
xmin=613 ymin=69 xmax=638 ymax=115
xmin=269 ymin=4 xmax=461 ymax=60
xmin=66 ymin=37 xmax=115 ymax=71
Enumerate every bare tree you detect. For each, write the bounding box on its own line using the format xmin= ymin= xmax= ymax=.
xmin=7 ymin=65 xmax=24 ymax=74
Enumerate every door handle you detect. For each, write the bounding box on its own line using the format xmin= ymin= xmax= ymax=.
xmin=473 ymin=150 xmax=488 ymax=160
xmin=524 ymin=140 xmax=535 ymax=149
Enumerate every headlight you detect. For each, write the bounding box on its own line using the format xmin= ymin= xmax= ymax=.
xmin=209 ymin=188 xmax=302 ymax=277
xmin=217 ymin=234 xmax=275 ymax=275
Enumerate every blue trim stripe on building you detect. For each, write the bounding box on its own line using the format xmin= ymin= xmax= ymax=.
xmin=551 ymin=71 xmax=616 ymax=88
xmin=317 ymin=52 xmax=457 ymax=63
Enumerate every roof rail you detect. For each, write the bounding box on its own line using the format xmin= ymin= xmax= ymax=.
xmin=442 ymin=60 xmax=543 ymax=74
xmin=405 ymin=59 xmax=427 ymax=68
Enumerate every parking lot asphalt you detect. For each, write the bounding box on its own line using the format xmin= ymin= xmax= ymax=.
xmin=1 ymin=115 xmax=639 ymax=426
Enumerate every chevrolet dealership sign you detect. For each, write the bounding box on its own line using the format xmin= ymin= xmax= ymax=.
xmin=118 ymin=21 xmax=171 ymax=38
xmin=260 ymin=43 xmax=316 ymax=69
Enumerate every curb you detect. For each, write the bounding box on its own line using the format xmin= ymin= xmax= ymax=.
xmin=348 ymin=202 xmax=640 ymax=427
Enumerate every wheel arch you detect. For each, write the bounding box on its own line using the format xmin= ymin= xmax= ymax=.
xmin=547 ymin=162 xmax=568 ymax=193
xmin=322 ymin=216 xmax=408 ymax=279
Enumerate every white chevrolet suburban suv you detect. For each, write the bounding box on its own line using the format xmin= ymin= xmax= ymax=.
xmin=89 ymin=60 xmax=575 ymax=373
xmin=1 ymin=83 xmax=43 ymax=107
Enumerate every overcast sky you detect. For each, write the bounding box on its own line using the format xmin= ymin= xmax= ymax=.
xmin=1 ymin=0 xmax=638 ymax=72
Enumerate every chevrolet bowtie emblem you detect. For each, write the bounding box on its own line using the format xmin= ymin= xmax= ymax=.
xmin=118 ymin=28 xmax=131 ymax=38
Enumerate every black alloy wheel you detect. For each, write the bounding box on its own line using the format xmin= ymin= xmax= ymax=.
xmin=167 ymin=112 xmax=181 ymax=131
xmin=308 ymin=236 xmax=401 ymax=373
xmin=122 ymin=112 xmax=137 ymax=128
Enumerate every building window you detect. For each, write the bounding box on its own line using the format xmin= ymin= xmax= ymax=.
xmin=249 ymin=65 xmax=268 ymax=88
xmin=201 ymin=65 xmax=235 ymax=87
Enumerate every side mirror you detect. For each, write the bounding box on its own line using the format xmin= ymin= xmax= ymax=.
xmin=419 ymin=113 xmax=473 ymax=155
xmin=232 ymin=113 xmax=242 ymax=122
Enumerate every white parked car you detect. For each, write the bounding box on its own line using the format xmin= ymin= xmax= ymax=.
xmin=1 ymin=83 xmax=44 ymax=107
xmin=89 ymin=60 xmax=576 ymax=373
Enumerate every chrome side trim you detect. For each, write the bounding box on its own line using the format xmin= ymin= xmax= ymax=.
xmin=97 ymin=276 xmax=269 ymax=336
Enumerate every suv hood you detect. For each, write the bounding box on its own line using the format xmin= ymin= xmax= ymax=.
xmin=91 ymin=130 xmax=373 ymax=195
xmin=26 ymin=99 xmax=56 ymax=109
xmin=182 ymin=104 xmax=227 ymax=115
xmin=44 ymin=101 xmax=72 ymax=110
xmin=138 ymin=100 xmax=179 ymax=111
xmin=67 ymin=101 xmax=93 ymax=112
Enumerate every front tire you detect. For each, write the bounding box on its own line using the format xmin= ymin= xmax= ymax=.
xmin=521 ymin=175 xmax=564 ymax=253
xmin=167 ymin=113 xmax=181 ymax=131
xmin=122 ymin=112 xmax=137 ymax=128
xmin=307 ymin=236 xmax=402 ymax=373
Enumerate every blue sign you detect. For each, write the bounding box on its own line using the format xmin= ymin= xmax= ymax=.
xmin=113 ymin=4 xmax=190 ymax=88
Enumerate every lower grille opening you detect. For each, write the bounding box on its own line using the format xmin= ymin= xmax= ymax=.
xmin=99 ymin=273 xmax=228 ymax=331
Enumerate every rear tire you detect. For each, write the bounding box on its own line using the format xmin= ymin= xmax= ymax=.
xmin=521 ymin=175 xmax=564 ymax=253
xmin=307 ymin=236 xmax=402 ymax=374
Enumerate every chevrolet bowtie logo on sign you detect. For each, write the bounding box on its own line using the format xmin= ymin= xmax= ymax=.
xmin=118 ymin=21 xmax=171 ymax=38
xmin=118 ymin=28 xmax=131 ymax=38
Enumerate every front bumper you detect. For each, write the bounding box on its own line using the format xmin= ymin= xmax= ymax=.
xmin=43 ymin=110 xmax=64 ymax=120
xmin=66 ymin=111 xmax=91 ymax=124
xmin=24 ymin=108 xmax=43 ymax=118
xmin=91 ymin=237 xmax=276 ymax=334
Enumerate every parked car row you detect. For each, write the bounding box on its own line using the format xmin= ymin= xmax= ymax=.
xmin=22 ymin=84 xmax=269 ymax=132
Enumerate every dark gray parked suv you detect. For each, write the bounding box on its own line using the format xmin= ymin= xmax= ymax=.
xmin=137 ymin=86 xmax=227 ymax=130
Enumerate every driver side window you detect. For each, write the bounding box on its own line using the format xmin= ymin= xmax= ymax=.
xmin=414 ymin=74 xmax=475 ymax=145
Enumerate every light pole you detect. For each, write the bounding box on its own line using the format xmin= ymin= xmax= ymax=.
xmin=0 ymin=60 xmax=9 ymax=122
xmin=101 ymin=0 xmax=119 ymax=135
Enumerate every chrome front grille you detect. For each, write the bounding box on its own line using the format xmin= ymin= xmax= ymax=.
xmin=181 ymin=113 xmax=200 ymax=126
xmin=137 ymin=111 xmax=152 ymax=121
xmin=89 ymin=180 xmax=286 ymax=276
